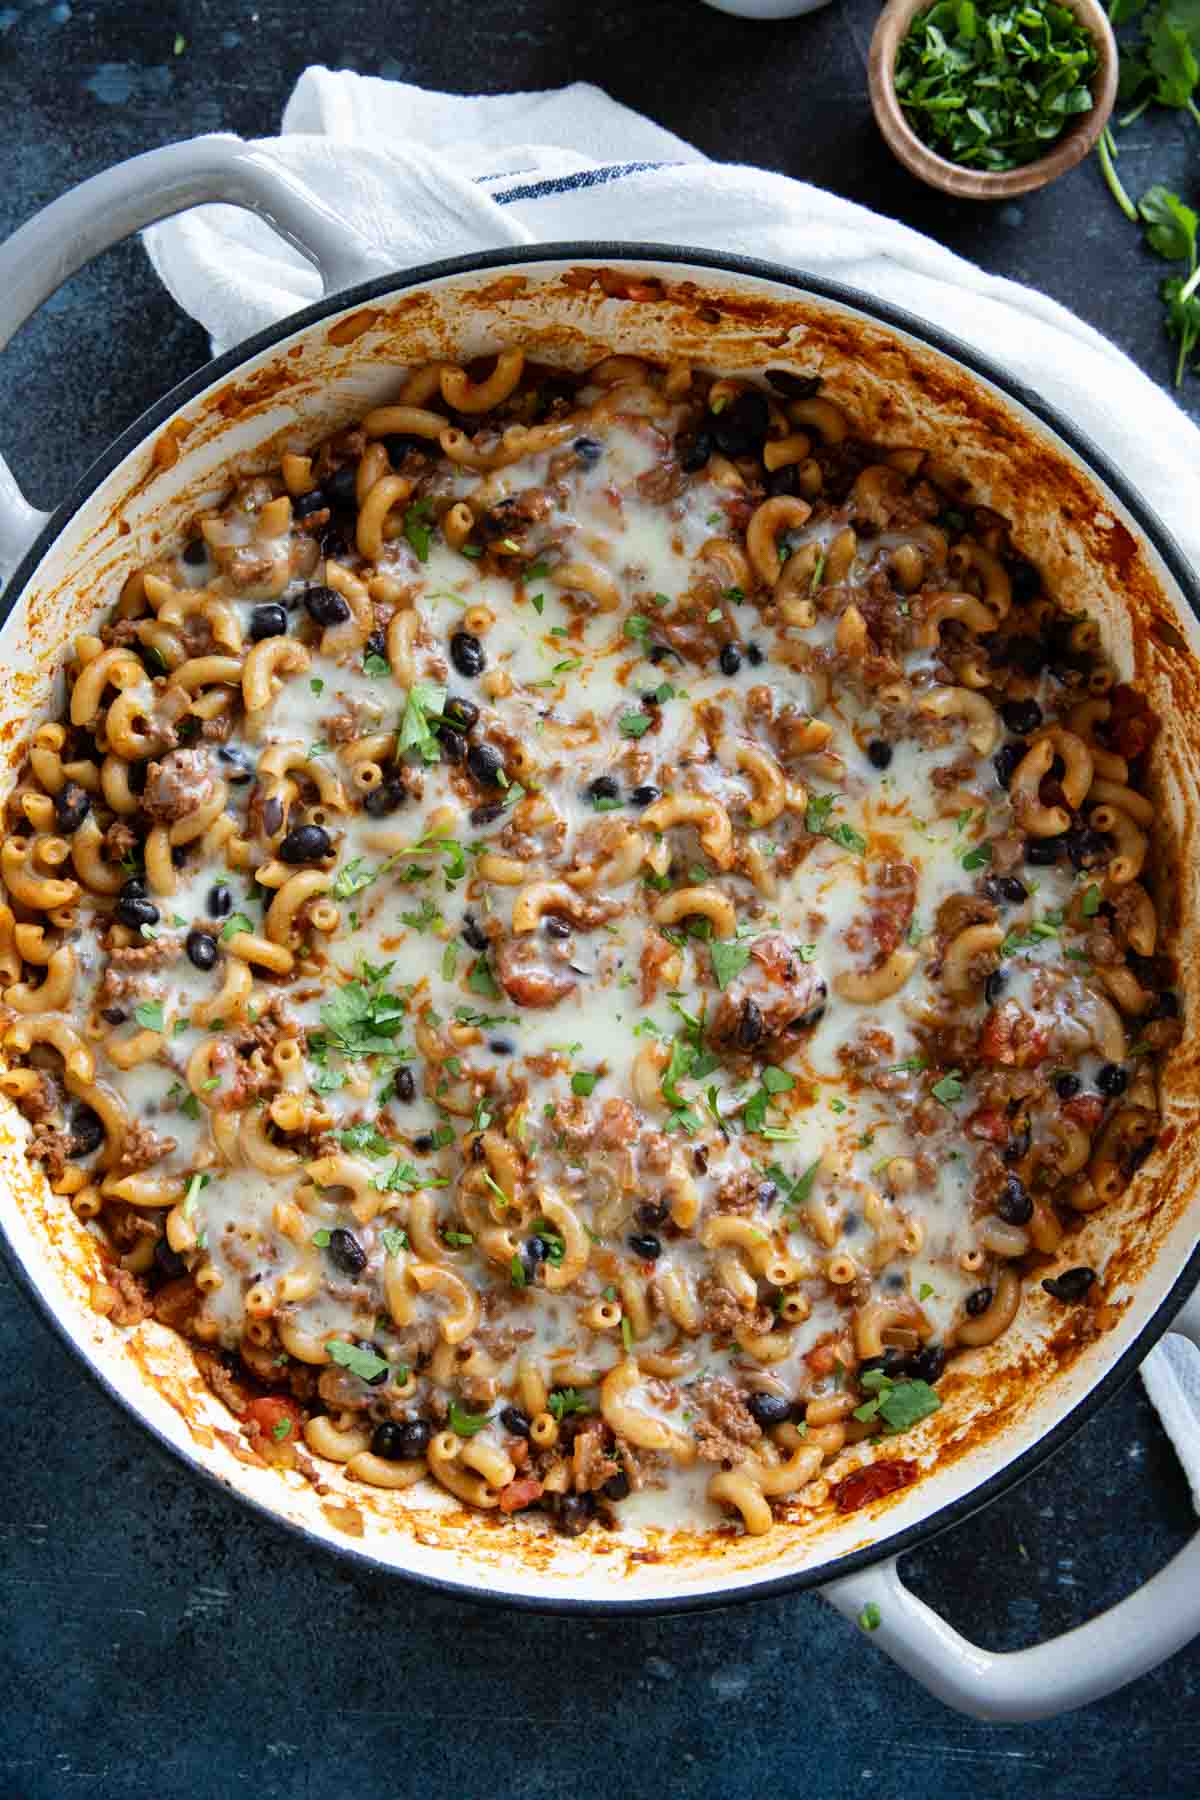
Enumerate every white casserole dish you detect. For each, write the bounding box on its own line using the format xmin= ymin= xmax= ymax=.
xmin=1 ymin=136 xmax=1199 ymax=1720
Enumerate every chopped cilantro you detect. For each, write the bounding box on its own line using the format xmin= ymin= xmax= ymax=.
xmin=403 ymin=497 xmax=436 ymax=563
xmin=961 ymin=840 xmax=993 ymax=871
xmin=380 ymin=1228 xmax=408 ymax=1255
xmin=326 ymin=1339 xmax=390 ymax=1383
xmin=1081 ymin=884 xmax=1102 ymax=917
xmin=400 ymin=897 xmax=442 ymax=933
xmin=363 ymin=651 xmax=391 ymax=677
xmin=338 ymin=1122 xmax=392 ymax=1158
xmin=858 ymin=1602 xmax=882 ymax=1633
xmin=930 ymin=1070 xmax=964 ymax=1106
xmin=571 ymin=1070 xmax=599 ymax=1096
xmin=467 ymin=955 xmax=501 ymax=1000
xmin=398 ymin=681 xmax=448 ymax=765
xmin=221 ymin=911 xmax=255 ymax=941
xmin=133 ymin=1000 xmax=165 ymax=1033
xmin=547 ymin=1388 xmax=590 ymax=1421
xmin=710 ymin=940 xmax=751 ymax=990
xmin=448 ymin=1400 xmax=490 ymax=1436
xmin=618 ymin=711 xmax=652 ymax=739
xmin=854 ymin=1367 xmax=941 ymax=1435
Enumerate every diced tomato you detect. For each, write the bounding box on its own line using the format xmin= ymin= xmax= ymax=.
xmin=498 ymin=1476 xmax=544 ymax=1514
xmin=244 ymin=1395 xmax=304 ymax=1441
xmin=1063 ymin=1094 xmax=1105 ymax=1130
xmin=965 ymin=1107 xmax=1009 ymax=1144
xmin=978 ymin=1002 xmax=1049 ymax=1068
xmin=832 ymin=1460 xmax=919 ymax=1514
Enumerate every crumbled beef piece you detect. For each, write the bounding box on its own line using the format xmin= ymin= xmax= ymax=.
xmin=594 ymin=1098 xmax=638 ymax=1149
xmin=698 ymin=1277 xmax=744 ymax=1341
xmin=18 ymin=1074 xmax=55 ymax=1125
xmin=106 ymin=1266 xmax=153 ymax=1327
xmin=102 ymin=820 xmax=140 ymax=863
xmin=636 ymin=458 xmax=685 ymax=505
xmin=28 ymin=1125 xmax=72 ymax=1180
xmin=572 ymin=1421 xmax=621 ymax=1493
xmin=195 ymin=1347 xmax=251 ymax=1416
xmin=935 ymin=892 xmax=998 ymax=940
xmin=838 ymin=1027 xmax=896 ymax=1072
xmin=691 ymin=1377 xmax=763 ymax=1465
xmin=116 ymin=1122 xmax=177 ymax=1174
xmin=100 ymin=618 xmax=143 ymax=648
xmin=713 ymin=1169 xmax=770 ymax=1215
xmin=141 ymin=747 xmax=216 ymax=824
xmin=640 ymin=928 xmax=679 ymax=1004
xmin=152 ymin=1276 xmax=201 ymax=1331
xmin=105 ymin=937 xmax=184 ymax=970
xmin=1083 ymin=927 xmax=1123 ymax=966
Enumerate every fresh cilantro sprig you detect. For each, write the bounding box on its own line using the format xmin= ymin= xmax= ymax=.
xmin=806 ymin=792 xmax=866 ymax=854
xmin=853 ymin=1366 xmax=942 ymax=1435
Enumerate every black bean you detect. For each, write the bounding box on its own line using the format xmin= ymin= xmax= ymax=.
xmin=382 ymin=434 xmax=428 ymax=464
xmin=115 ymin=894 xmax=160 ymax=931
xmin=186 ymin=930 xmax=218 ymax=971
xmin=630 ymin=784 xmax=661 ymax=809
xmin=249 ymin=603 xmax=288 ymax=642
xmin=676 ymin=428 xmax=713 ymax=473
xmin=965 ymin=1286 xmax=994 ymax=1317
xmin=461 ymin=914 xmax=489 ymax=952
xmin=757 ymin=1182 xmax=777 ymax=1209
xmin=100 ymin=1006 xmax=127 ymax=1026
xmin=322 ymin=465 xmax=358 ymax=509
xmin=279 ymin=823 xmax=332 ymax=864
xmin=736 ymin=997 xmax=764 ymax=1049
xmin=1064 ymin=826 xmax=1110 ymax=870
xmin=1042 ymin=1266 xmax=1096 ymax=1304
xmin=393 ymin=1066 xmax=416 ymax=1104
xmin=320 ymin=527 xmax=350 ymax=563
xmin=712 ymin=388 xmax=770 ymax=458
xmin=153 ymin=1238 xmax=187 ymax=1282
xmin=70 ymin=1105 xmax=105 ymax=1157
xmin=906 ymin=1344 xmax=946 ymax=1385
xmin=304 ymin=585 xmax=351 ymax=627
xmin=984 ymin=874 xmax=1028 ymax=906
xmin=207 ymin=883 xmax=233 ymax=919
xmin=1004 ymin=1122 xmax=1032 ymax=1165
xmin=171 ymin=846 xmax=188 ymax=868
xmin=1097 ymin=1062 xmax=1128 ymax=1098
xmin=984 ymin=968 xmax=1007 ymax=1006
xmin=746 ymin=643 xmax=764 ymax=666
xmin=636 ymin=1200 xmax=669 ymax=1229
xmin=765 ymin=465 xmax=799 ymax=497
xmin=182 ymin=537 xmax=208 ymax=567
xmin=1055 ymin=1072 xmax=1082 ymax=1099
xmin=587 ymin=775 xmax=621 ymax=803
xmin=217 ymin=744 xmax=254 ymax=784
xmin=694 ymin=1145 xmax=710 ymax=1176
xmin=374 ymin=1418 xmax=432 ymax=1460
xmin=500 ymin=1406 xmax=532 ymax=1438
xmin=363 ymin=630 xmax=387 ymax=663
xmin=628 ymin=1233 xmax=662 ymax=1261
xmin=602 ymin=1472 xmax=631 ymax=1501
xmin=554 ymin=1494 xmax=594 ymax=1537
xmin=1147 ymin=990 xmax=1180 ymax=1020
xmin=450 ymin=631 xmax=486 ymax=678
xmin=470 ymin=801 xmax=504 ymax=827
xmin=327 ymin=1228 xmax=367 ymax=1277
xmin=1025 ymin=838 xmax=1062 ymax=866
xmin=443 ymin=696 xmax=480 ymax=734
xmin=1001 ymin=698 xmax=1043 ymax=735
xmin=719 ymin=643 xmax=742 ymax=676
xmin=765 ymin=368 xmax=822 ymax=399
xmin=573 ymin=436 xmax=603 ymax=466
xmin=745 ymin=1392 xmax=793 ymax=1428
xmin=996 ymin=1175 xmax=1033 ymax=1226
xmin=521 ymin=1236 xmax=548 ymax=1283
xmin=993 ymin=741 xmax=1027 ymax=788
xmin=121 ymin=876 xmax=148 ymax=898
xmin=489 ymin=1037 xmax=515 ymax=1056
xmin=867 ymin=740 xmax=893 ymax=770
xmin=53 ymin=781 xmax=91 ymax=833
xmin=413 ymin=1133 xmax=435 ymax=1153
xmin=363 ymin=779 xmax=408 ymax=818
xmin=1009 ymin=560 xmax=1041 ymax=605
xmin=437 ymin=727 xmax=467 ymax=764
xmin=292 ymin=488 xmax=328 ymax=520
xmin=466 ymin=742 xmax=505 ymax=787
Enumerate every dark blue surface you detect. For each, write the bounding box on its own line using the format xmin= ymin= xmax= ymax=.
xmin=1 ymin=3 xmax=1198 ymax=1795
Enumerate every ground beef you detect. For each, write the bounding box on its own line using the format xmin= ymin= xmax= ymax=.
xmin=141 ymin=747 xmax=216 ymax=824
xmin=713 ymin=1168 xmax=772 ymax=1215
xmin=194 ymin=1348 xmax=252 ymax=1416
xmin=18 ymin=1074 xmax=55 ymax=1125
xmin=151 ymin=1275 xmax=200 ymax=1331
xmin=572 ymin=1421 xmax=620 ymax=1493
xmin=594 ymin=1098 xmax=638 ymax=1149
xmin=931 ymin=752 xmax=980 ymax=792
xmin=1083 ymin=926 xmax=1123 ymax=966
xmin=105 ymin=937 xmax=184 ymax=971
xmin=106 ymin=1266 xmax=153 ymax=1327
xmin=935 ymin=892 xmax=998 ymax=941
xmin=116 ymin=1122 xmax=177 ymax=1174
xmin=636 ymin=458 xmax=685 ymax=505
xmin=698 ymin=1276 xmax=744 ymax=1341
xmin=838 ymin=1026 xmax=896 ymax=1072
xmin=102 ymin=820 xmax=140 ymax=863
xmin=28 ymin=1125 xmax=72 ymax=1180
xmin=475 ymin=1321 xmax=535 ymax=1358
xmin=317 ymin=1366 xmax=374 ymax=1412
xmin=691 ymin=1377 xmax=763 ymax=1465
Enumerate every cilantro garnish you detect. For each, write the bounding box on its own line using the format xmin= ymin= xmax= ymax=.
xmin=380 ymin=1227 xmax=408 ymax=1254
xmin=547 ymin=1388 xmax=590 ymax=1421
xmin=743 ymin=1066 xmax=795 ymax=1135
xmin=312 ymin=962 xmax=406 ymax=1061
xmin=398 ymin=682 xmax=448 ymax=764
xmin=133 ymin=1000 xmax=165 ymax=1032
xmin=326 ymin=1339 xmax=390 ymax=1382
xmin=448 ymin=1399 xmax=490 ymax=1436
xmin=805 ymin=791 xmax=866 ymax=854
xmin=618 ymin=711 xmax=652 ymax=739
xmin=853 ymin=1366 xmax=942 ymax=1435
xmin=403 ymin=497 xmax=436 ymax=563
xmin=930 ymin=1070 xmax=964 ymax=1106
xmin=571 ymin=1071 xmax=599 ymax=1096
xmin=221 ymin=911 xmax=255 ymax=942
xmin=710 ymin=940 xmax=751 ymax=991
xmin=338 ymin=1123 xmax=392 ymax=1158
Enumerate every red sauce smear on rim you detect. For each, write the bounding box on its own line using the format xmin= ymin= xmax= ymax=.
xmin=832 ymin=1459 xmax=919 ymax=1514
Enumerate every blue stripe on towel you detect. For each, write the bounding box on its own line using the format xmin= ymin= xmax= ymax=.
xmin=489 ymin=161 xmax=671 ymax=205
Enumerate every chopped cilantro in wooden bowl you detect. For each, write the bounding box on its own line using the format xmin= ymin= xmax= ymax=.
xmin=869 ymin=0 xmax=1117 ymax=198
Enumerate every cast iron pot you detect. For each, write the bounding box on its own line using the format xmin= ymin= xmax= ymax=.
xmin=1 ymin=137 xmax=1199 ymax=1721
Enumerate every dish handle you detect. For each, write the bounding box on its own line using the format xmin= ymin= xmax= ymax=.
xmin=819 ymin=1289 xmax=1200 ymax=1720
xmin=0 ymin=133 xmax=391 ymax=585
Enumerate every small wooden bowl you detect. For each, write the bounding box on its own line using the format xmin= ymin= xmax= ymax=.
xmin=869 ymin=0 xmax=1118 ymax=200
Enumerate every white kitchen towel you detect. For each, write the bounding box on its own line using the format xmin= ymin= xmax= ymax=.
xmin=144 ymin=67 xmax=1200 ymax=1508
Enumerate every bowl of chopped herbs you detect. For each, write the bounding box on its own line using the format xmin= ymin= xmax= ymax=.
xmin=870 ymin=0 xmax=1118 ymax=198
